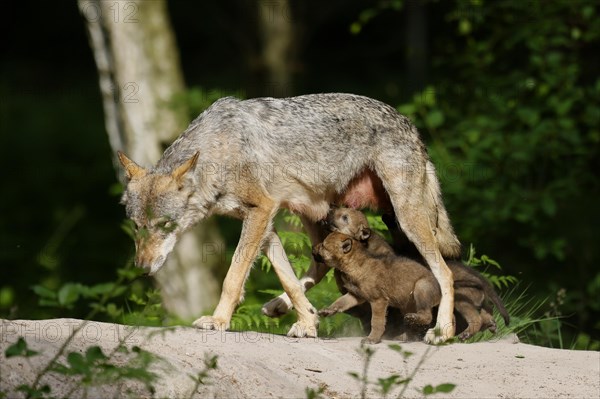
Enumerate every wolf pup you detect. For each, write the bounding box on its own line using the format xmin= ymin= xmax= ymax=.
xmin=324 ymin=207 xmax=510 ymax=340
xmin=117 ymin=93 xmax=460 ymax=342
xmin=313 ymin=232 xmax=444 ymax=344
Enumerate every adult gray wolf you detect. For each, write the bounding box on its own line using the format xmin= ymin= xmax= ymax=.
xmin=116 ymin=93 xmax=461 ymax=342
xmin=320 ymin=208 xmax=509 ymax=341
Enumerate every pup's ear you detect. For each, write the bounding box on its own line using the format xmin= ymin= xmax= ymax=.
xmin=172 ymin=152 xmax=199 ymax=185
xmin=117 ymin=151 xmax=146 ymax=180
xmin=358 ymin=227 xmax=371 ymax=241
xmin=341 ymin=238 xmax=353 ymax=254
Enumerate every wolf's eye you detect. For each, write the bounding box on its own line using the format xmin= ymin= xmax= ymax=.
xmin=342 ymin=214 xmax=349 ymax=222
xmin=156 ymin=219 xmax=175 ymax=232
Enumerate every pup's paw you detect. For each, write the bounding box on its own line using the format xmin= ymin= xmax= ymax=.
xmin=486 ymin=320 xmax=498 ymax=334
xmin=262 ymin=295 xmax=293 ymax=317
xmin=424 ymin=327 xmax=450 ymax=345
xmin=361 ymin=336 xmax=381 ymax=345
xmin=287 ymin=320 xmax=318 ymax=338
xmin=458 ymin=330 xmax=473 ymax=341
xmin=403 ymin=313 xmax=423 ymax=327
xmin=193 ymin=315 xmax=229 ymax=331
xmin=318 ymin=307 xmax=338 ymax=317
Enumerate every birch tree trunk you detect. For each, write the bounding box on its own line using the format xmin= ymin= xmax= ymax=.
xmin=258 ymin=0 xmax=294 ymax=97
xmin=78 ymin=0 xmax=223 ymax=319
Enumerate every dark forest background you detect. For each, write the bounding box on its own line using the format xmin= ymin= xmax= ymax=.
xmin=1 ymin=0 xmax=599 ymax=348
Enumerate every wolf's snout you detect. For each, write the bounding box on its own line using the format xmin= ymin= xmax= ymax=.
xmin=312 ymin=244 xmax=325 ymax=263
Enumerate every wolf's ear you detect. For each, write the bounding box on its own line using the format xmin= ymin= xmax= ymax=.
xmin=172 ymin=152 xmax=199 ymax=185
xmin=341 ymin=238 xmax=353 ymax=254
xmin=117 ymin=151 xmax=146 ymax=180
xmin=358 ymin=227 xmax=371 ymax=241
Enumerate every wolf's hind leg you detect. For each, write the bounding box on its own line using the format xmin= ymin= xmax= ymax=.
xmin=404 ymin=277 xmax=439 ymax=331
xmin=262 ymin=216 xmax=329 ymax=317
xmin=454 ymin=300 xmax=484 ymax=340
xmin=377 ymin=160 xmax=456 ymax=343
xmin=262 ymin=229 xmax=319 ymax=337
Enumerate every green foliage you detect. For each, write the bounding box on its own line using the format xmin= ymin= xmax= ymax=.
xmin=305 ymin=385 xmax=326 ymax=399
xmin=394 ymin=0 xmax=600 ymax=347
xmin=50 ymin=345 xmax=160 ymax=394
xmin=187 ymin=354 xmax=219 ymax=399
xmin=422 ymin=383 xmax=457 ymax=396
xmin=4 ymin=336 xmax=163 ymax=398
xmin=30 ymin=263 xmax=170 ymax=326
xmin=464 ymin=244 xmax=518 ymax=289
xmin=5 ymin=337 xmax=39 ymax=358
xmin=342 ymin=343 xmax=455 ymax=398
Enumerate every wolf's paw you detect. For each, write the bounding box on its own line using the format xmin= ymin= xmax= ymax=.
xmin=458 ymin=330 xmax=473 ymax=341
xmin=486 ymin=320 xmax=498 ymax=334
xmin=287 ymin=319 xmax=319 ymax=338
xmin=318 ymin=307 xmax=338 ymax=317
xmin=262 ymin=295 xmax=293 ymax=318
xmin=404 ymin=313 xmax=427 ymax=328
xmin=192 ymin=315 xmax=229 ymax=331
xmin=361 ymin=336 xmax=381 ymax=345
xmin=424 ymin=327 xmax=451 ymax=345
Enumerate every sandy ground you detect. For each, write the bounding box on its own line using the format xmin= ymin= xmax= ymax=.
xmin=1 ymin=318 xmax=598 ymax=398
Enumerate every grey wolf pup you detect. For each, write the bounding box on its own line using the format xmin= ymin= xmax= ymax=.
xmin=321 ymin=208 xmax=510 ymax=341
xmin=117 ymin=93 xmax=461 ymax=342
xmin=313 ymin=231 xmax=442 ymax=344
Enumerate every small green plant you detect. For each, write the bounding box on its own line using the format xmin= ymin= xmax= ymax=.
xmin=31 ymin=259 xmax=171 ymax=327
xmin=465 ymin=244 xmax=519 ymax=289
xmin=305 ymin=384 xmax=326 ymax=399
xmin=5 ymin=259 xmax=174 ymax=398
xmin=342 ymin=343 xmax=456 ymax=399
xmin=187 ymin=354 xmax=219 ymax=399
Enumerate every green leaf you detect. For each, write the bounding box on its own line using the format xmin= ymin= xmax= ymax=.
xmin=348 ymin=371 xmax=360 ymax=380
xmin=58 ymin=283 xmax=81 ymax=306
xmin=434 ymin=383 xmax=456 ymax=393
xmin=5 ymin=338 xmax=39 ymax=358
xmin=397 ymin=103 xmax=416 ymax=115
xmin=31 ymin=284 xmax=57 ymax=299
xmin=377 ymin=374 xmax=401 ymax=394
xmin=388 ymin=343 xmax=403 ymax=352
xmin=425 ymin=109 xmax=445 ymax=128
xmin=16 ymin=384 xmax=50 ymax=399
xmin=85 ymin=346 xmax=107 ymax=363
xmin=66 ymin=352 xmax=87 ymax=374
xmin=423 ymin=383 xmax=456 ymax=395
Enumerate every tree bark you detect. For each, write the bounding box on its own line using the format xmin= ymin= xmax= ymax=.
xmin=78 ymin=0 xmax=223 ymax=319
xmin=257 ymin=0 xmax=294 ymax=97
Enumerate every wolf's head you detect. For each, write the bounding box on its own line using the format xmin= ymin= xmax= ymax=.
xmin=312 ymin=231 xmax=356 ymax=271
xmin=117 ymin=151 xmax=200 ymax=275
xmin=324 ymin=208 xmax=371 ymax=242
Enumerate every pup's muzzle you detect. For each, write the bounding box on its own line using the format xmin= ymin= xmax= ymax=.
xmin=312 ymin=244 xmax=325 ymax=263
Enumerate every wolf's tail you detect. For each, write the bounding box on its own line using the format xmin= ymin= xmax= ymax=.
xmin=482 ymin=277 xmax=511 ymax=326
xmin=424 ymin=160 xmax=462 ymax=259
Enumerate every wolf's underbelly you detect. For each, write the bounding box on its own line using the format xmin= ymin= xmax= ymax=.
xmin=336 ymin=168 xmax=392 ymax=211
xmin=280 ymin=169 xmax=392 ymax=221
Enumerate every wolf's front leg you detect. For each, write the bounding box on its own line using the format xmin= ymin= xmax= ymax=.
xmin=193 ymin=205 xmax=275 ymax=332
xmin=262 ymin=230 xmax=319 ymax=337
xmin=262 ymin=216 xmax=329 ymax=317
